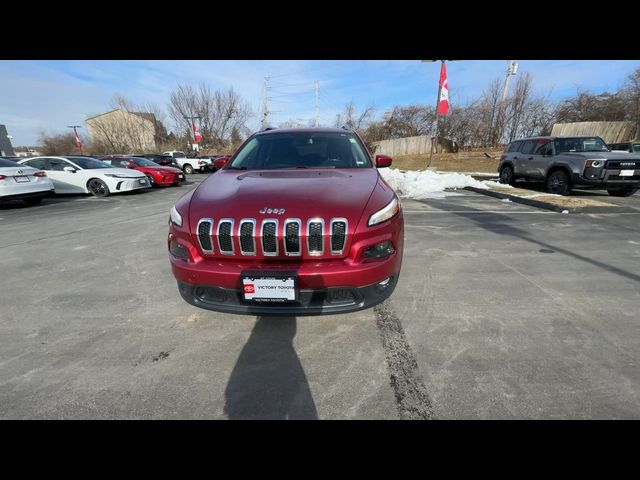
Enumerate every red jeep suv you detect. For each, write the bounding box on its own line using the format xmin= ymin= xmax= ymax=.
xmin=168 ymin=128 xmax=403 ymax=315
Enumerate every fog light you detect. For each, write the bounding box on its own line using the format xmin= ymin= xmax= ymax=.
xmin=170 ymin=240 xmax=190 ymax=259
xmin=364 ymin=241 xmax=395 ymax=259
xmin=375 ymin=276 xmax=394 ymax=293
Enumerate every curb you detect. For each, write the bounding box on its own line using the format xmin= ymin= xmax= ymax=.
xmin=464 ymin=186 xmax=635 ymax=214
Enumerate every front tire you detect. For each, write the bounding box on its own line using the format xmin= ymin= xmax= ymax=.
xmin=183 ymin=164 xmax=194 ymax=174
xmin=87 ymin=178 xmax=110 ymax=197
xmin=499 ymin=165 xmax=514 ymax=185
xmin=546 ymin=170 xmax=571 ymax=195
xmin=607 ymin=188 xmax=638 ymax=197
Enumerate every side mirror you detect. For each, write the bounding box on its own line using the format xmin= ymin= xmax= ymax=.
xmin=63 ymin=166 xmax=77 ymax=173
xmin=213 ymin=157 xmax=229 ymax=169
xmin=375 ymin=155 xmax=393 ymax=168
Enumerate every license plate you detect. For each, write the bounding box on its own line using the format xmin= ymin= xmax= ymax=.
xmin=14 ymin=176 xmax=30 ymax=183
xmin=620 ymin=170 xmax=635 ymax=177
xmin=242 ymin=275 xmax=297 ymax=302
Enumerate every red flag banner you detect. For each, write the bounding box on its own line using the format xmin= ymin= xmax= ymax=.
xmin=73 ymin=128 xmax=83 ymax=148
xmin=193 ymin=123 xmax=202 ymax=143
xmin=437 ymin=62 xmax=449 ymax=115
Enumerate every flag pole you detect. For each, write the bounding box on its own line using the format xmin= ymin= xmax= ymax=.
xmin=427 ymin=60 xmax=444 ymax=169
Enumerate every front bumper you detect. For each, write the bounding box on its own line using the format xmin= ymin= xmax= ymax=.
xmin=573 ymin=168 xmax=640 ymax=187
xmin=156 ymin=174 xmax=186 ymax=185
xmin=176 ymin=275 xmax=397 ymax=316
xmin=110 ymin=177 xmax=150 ymax=192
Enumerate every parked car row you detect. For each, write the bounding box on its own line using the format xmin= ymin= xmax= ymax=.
xmin=0 ymin=153 xmax=201 ymax=205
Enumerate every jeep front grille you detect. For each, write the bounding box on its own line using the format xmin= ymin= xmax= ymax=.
xmin=284 ymin=219 xmax=301 ymax=256
xmin=197 ymin=218 xmax=213 ymax=253
xmin=330 ymin=219 xmax=347 ymax=254
xmin=307 ymin=219 xmax=324 ymax=256
xmin=239 ymin=219 xmax=256 ymax=255
xmin=196 ymin=216 xmax=349 ymax=257
xmin=217 ymin=219 xmax=234 ymax=254
xmin=261 ymin=220 xmax=278 ymax=255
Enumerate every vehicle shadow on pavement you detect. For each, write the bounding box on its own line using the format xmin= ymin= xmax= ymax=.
xmin=422 ymin=199 xmax=640 ymax=284
xmin=223 ymin=316 xmax=318 ymax=420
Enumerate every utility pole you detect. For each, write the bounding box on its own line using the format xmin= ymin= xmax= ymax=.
xmin=315 ymin=81 xmax=320 ymax=127
xmin=496 ymin=60 xmax=518 ymax=145
xmin=500 ymin=60 xmax=518 ymax=104
xmin=261 ymin=76 xmax=270 ymax=129
xmin=67 ymin=125 xmax=83 ymax=155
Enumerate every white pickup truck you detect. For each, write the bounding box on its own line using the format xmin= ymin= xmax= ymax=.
xmin=162 ymin=151 xmax=213 ymax=174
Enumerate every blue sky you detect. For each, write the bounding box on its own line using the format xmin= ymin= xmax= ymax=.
xmin=1 ymin=60 xmax=639 ymax=146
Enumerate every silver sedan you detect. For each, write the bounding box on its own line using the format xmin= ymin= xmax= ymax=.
xmin=0 ymin=158 xmax=55 ymax=205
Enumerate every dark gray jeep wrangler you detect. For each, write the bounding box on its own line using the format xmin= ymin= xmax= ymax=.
xmin=498 ymin=136 xmax=640 ymax=197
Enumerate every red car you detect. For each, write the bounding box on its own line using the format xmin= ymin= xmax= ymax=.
xmin=168 ymin=127 xmax=403 ymax=316
xmin=100 ymin=156 xmax=185 ymax=186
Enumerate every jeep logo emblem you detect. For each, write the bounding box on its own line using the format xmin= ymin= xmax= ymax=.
xmin=259 ymin=208 xmax=285 ymax=215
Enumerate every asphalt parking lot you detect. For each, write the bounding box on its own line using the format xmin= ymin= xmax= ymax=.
xmin=1 ymin=176 xmax=640 ymax=419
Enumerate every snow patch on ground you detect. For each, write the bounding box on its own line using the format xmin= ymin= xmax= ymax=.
xmin=379 ymin=168 xmax=503 ymax=199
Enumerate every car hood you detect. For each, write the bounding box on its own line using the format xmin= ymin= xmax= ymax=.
xmin=138 ymin=166 xmax=182 ymax=174
xmin=190 ymin=168 xmax=379 ymax=222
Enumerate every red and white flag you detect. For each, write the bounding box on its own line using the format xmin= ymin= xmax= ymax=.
xmin=437 ymin=62 xmax=449 ymax=115
xmin=193 ymin=123 xmax=202 ymax=143
xmin=73 ymin=128 xmax=83 ymax=148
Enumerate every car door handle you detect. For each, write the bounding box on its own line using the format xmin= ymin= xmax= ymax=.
xmin=513 ymin=156 xmax=518 ymax=160
xmin=528 ymin=157 xmax=533 ymax=160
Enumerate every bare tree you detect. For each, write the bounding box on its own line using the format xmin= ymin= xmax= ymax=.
xmin=621 ymin=67 xmax=640 ymax=138
xmin=336 ymin=101 xmax=375 ymax=130
xmin=38 ymin=131 xmax=82 ymax=155
xmin=168 ymin=83 xmax=252 ymax=150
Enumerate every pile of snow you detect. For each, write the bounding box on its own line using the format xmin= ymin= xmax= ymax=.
xmin=379 ymin=168 xmax=502 ymax=200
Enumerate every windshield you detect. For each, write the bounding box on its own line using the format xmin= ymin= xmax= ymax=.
xmin=132 ymin=158 xmax=160 ymax=167
xmin=554 ymin=137 xmax=609 ymax=153
xmin=65 ymin=157 xmax=113 ymax=169
xmin=229 ymin=132 xmax=372 ymax=170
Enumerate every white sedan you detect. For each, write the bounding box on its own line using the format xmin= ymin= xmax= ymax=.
xmin=18 ymin=156 xmax=150 ymax=197
xmin=0 ymin=158 xmax=55 ymax=205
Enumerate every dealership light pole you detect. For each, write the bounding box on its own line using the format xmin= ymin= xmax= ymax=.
xmin=67 ymin=125 xmax=83 ymax=155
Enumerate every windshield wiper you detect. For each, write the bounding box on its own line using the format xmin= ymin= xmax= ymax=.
xmin=227 ymin=166 xmax=248 ymax=170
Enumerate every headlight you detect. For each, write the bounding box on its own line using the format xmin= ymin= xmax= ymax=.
xmin=368 ymin=197 xmax=400 ymax=226
xmin=170 ymin=206 xmax=183 ymax=227
xmin=586 ymin=160 xmax=604 ymax=168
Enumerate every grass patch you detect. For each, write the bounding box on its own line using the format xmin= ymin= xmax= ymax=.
xmin=392 ymin=152 xmax=501 ymax=173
